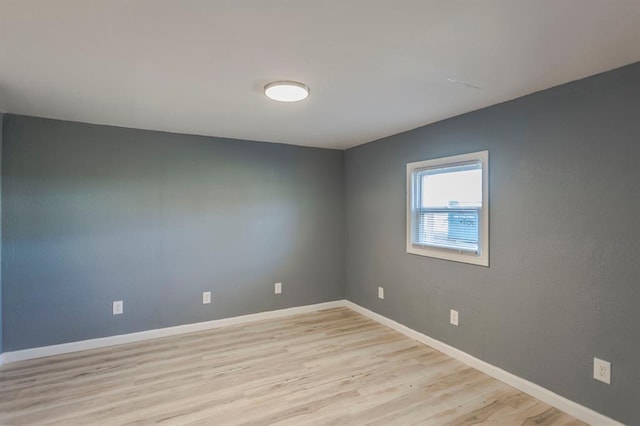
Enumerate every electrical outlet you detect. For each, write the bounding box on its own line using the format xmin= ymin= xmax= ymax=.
xmin=202 ymin=291 xmax=211 ymax=304
xmin=274 ymin=282 xmax=282 ymax=294
xmin=593 ymin=357 xmax=611 ymax=384
xmin=378 ymin=286 xmax=384 ymax=299
xmin=113 ymin=300 xmax=123 ymax=315
xmin=450 ymin=309 xmax=459 ymax=326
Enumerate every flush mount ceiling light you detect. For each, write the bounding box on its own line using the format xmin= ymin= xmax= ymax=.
xmin=264 ymin=81 xmax=309 ymax=102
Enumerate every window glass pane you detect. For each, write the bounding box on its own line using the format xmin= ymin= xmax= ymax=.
xmin=416 ymin=210 xmax=479 ymax=252
xmin=420 ymin=163 xmax=482 ymax=208
xmin=414 ymin=161 xmax=482 ymax=253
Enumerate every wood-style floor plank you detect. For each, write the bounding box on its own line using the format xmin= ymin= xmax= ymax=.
xmin=0 ymin=307 xmax=585 ymax=425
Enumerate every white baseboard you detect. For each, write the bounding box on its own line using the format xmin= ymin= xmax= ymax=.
xmin=0 ymin=298 xmax=621 ymax=425
xmin=344 ymin=301 xmax=622 ymax=426
xmin=0 ymin=300 xmax=345 ymax=365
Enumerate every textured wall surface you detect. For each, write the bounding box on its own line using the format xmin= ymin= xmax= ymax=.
xmin=2 ymin=115 xmax=345 ymax=351
xmin=345 ymin=62 xmax=640 ymax=424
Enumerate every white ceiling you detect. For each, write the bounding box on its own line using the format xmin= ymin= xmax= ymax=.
xmin=1 ymin=1 xmax=639 ymax=149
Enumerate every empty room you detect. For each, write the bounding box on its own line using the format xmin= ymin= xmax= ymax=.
xmin=1 ymin=1 xmax=639 ymax=425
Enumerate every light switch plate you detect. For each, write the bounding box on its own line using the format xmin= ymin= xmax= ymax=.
xmin=450 ymin=309 xmax=459 ymax=326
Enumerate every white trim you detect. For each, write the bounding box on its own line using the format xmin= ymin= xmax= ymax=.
xmin=0 ymin=300 xmax=345 ymax=364
xmin=406 ymin=150 xmax=489 ymax=267
xmin=0 ymin=299 xmax=622 ymax=425
xmin=344 ymin=301 xmax=622 ymax=426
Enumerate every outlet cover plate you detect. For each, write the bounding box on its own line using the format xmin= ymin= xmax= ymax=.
xmin=113 ymin=300 xmax=123 ymax=315
xmin=378 ymin=286 xmax=384 ymax=299
xmin=202 ymin=291 xmax=211 ymax=304
xmin=593 ymin=357 xmax=611 ymax=384
xmin=274 ymin=282 xmax=282 ymax=294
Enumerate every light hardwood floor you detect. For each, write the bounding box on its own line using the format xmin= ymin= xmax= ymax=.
xmin=0 ymin=307 xmax=585 ymax=425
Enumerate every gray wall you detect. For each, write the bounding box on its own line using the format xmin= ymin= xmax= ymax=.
xmin=2 ymin=115 xmax=345 ymax=351
xmin=345 ymin=62 xmax=640 ymax=424
xmin=2 ymin=63 xmax=638 ymax=422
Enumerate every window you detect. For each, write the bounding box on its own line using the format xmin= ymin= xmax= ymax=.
xmin=406 ymin=151 xmax=489 ymax=266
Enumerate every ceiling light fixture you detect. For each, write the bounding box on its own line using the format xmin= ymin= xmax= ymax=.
xmin=264 ymin=81 xmax=309 ymax=102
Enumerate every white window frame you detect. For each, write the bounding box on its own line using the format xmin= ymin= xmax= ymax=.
xmin=406 ymin=150 xmax=489 ymax=266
